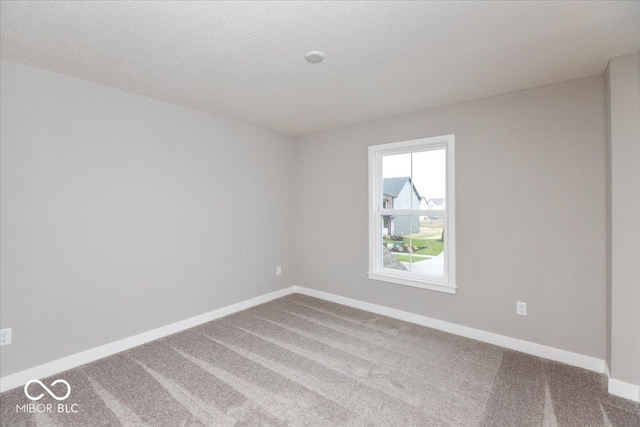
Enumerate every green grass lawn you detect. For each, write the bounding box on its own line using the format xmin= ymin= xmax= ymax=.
xmin=412 ymin=239 xmax=444 ymax=256
xmin=384 ymin=238 xmax=444 ymax=256
xmin=393 ymin=254 xmax=431 ymax=263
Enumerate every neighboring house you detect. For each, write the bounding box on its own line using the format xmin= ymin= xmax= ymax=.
xmin=382 ymin=177 xmax=421 ymax=236
xmin=419 ymin=196 xmax=429 ymax=220
xmin=419 ymin=196 xmax=429 ymax=210
xmin=427 ymin=198 xmax=445 ymax=210
xmin=424 ymin=198 xmax=446 ymax=219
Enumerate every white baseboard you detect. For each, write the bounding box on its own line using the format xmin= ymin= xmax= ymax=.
xmin=609 ymin=378 xmax=640 ymax=402
xmin=0 ymin=286 xmax=296 ymax=393
xmin=292 ymin=286 xmax=607 ymax=375
xmin=2 ymin=285 xmax=620 ymax=401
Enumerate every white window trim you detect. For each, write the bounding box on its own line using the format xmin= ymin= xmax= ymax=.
xmin=368 ymin=134 xmax=456 ymax=294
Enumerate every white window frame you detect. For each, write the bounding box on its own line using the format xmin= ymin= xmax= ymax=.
xmin=368 ymin=134 xmax=456 ymax=294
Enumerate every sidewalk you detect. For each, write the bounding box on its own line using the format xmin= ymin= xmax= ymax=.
xmin=401 ymin=252 xmax=444 ymax=277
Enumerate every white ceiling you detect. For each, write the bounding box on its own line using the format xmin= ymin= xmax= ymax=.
xmin=2 ymin=1 xmax=639 ymax=136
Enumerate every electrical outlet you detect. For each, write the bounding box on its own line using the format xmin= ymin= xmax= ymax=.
xmin=276 ymin=266 xmax=282 ymax=276
xmin=0 ymin=328 xmax=11 ymax=346
xmin=516 ymin=302 xmax=527 ymax=316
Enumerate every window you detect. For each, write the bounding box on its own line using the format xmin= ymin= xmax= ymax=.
xmin=368 ymin=134 xmax=456 ymax=294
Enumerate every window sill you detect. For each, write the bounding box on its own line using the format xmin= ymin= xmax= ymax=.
xmin=368 ymin=272 xmax=457 ymax=294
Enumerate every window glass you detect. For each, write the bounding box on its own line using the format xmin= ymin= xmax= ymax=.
xmin=369 ymin=135 xmax=455 ymax=293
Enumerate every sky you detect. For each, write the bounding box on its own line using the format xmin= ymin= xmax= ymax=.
xmin=382 ymin=149 xmax=446 ymax=200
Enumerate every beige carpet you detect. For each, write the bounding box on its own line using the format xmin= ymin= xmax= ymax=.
xmin=1 ymin=294 xmax=639 ymax=426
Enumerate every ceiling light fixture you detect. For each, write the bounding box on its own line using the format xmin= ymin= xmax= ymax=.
xmin=305 ymin=51 xmax=325 ymax=64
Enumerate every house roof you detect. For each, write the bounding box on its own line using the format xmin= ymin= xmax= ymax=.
xmin=383 ymin=177 xmax=411 ymax=197
xmin=428 ymin=198 xmax=445 ymax=206
xmin=383 ymin=177 xmax=421 ymax=199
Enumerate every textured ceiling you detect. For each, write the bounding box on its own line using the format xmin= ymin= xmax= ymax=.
xmin=1 ymin=1 xmax=639 ymax=135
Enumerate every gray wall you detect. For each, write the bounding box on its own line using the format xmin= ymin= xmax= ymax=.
xmin=605 ymin=52 xmax=640 ymax=386
xmin=296 ymin=75 xmax=607 ymax=360
xmin=0 ymin=59 xmax=297 ymax=377
xmin=0 ymin=58 xmax=618 ymax=379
